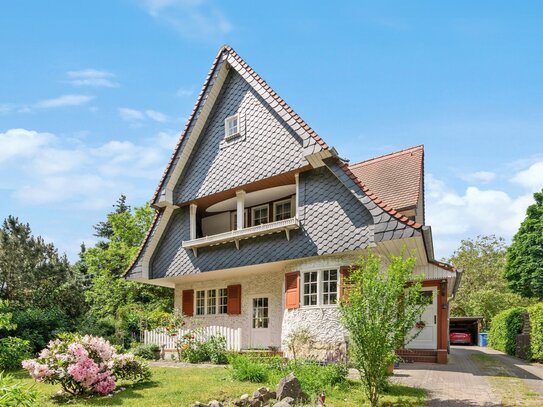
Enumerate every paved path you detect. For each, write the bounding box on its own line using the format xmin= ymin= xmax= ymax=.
xmin=392 ymin=346 xmax=543 ymax=406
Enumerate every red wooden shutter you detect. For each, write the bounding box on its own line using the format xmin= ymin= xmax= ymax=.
xmin=285 ymin=271 xmax=300 ymax=309
xmin=182 ymin=289 xmax=194 ymax=317
xmin=227 ymin=284 xmax=242 ymax=315
xmin=340 ymin=266 xmax=352 ymax=302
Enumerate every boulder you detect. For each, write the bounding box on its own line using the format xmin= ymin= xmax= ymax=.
xmin=276 ymin=373 xmax=302 ymax=401
xmin=240 ymin=394 xmax=250 ymax=402
xmin=249 ymin=399 xmax=262 ymax=407
xmin=272 ymin=402 xmax=291 ymax=407
xmin=208 ymin=401 xmax=223 ymax=407
xmin=281 ymin=397 xmax=294 ymax=404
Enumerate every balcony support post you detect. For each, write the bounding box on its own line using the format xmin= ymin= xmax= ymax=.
xmin=189 ymin=203 xmax=198 ymax=241
xmin=236 ymin=190 xmax=246 ymax=230
xmin=294 ymin=173 xmax=300 ymax=219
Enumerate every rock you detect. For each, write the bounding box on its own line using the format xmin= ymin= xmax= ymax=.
xmin=276 ymin=373 xmax=302 ymax=401
xmin=268 ymin=391 xmax=277 ymax=400
xmin=240 ymin=394 xmax=250 ymax=402
xmin=253 ymin=387 xmax=273 ymax=403
xmin=208 ymin=401 xmax=223 ymax=407
xmin=232 ymin=400 xmax=243 ymax=407
xmin=272 ymin=402 xmax=291 ymax=407
xmin=189 ymin=403 xmax=208 ymax=407
xmin=249 ymin=399 xmax=262 ymax=407
xmin=281 ymin=397 xmax=294 ymax=404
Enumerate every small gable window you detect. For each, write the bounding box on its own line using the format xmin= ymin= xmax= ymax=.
xmin=224 ymin=114 xmax=240 ymax=140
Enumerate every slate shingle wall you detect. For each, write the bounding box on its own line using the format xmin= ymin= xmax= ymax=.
xmin=173 ymin=70 xmax=319 ymax=203
xmin=151 ymin=166 xmax=373 ymax=278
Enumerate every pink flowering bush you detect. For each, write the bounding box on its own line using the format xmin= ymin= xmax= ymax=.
xmin=22 ymin=334 xmax=150 ymax=396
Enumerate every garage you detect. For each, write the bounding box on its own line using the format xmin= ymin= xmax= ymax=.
xmin=449 ymin=316 xmax=483 ymax=346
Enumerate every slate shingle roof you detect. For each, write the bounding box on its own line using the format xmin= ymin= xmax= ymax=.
xmin=348 ymin=145 xmax=424 ymax=212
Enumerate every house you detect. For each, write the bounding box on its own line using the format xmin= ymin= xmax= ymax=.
xmin=126 ymin=45 xmax=462 ymax=364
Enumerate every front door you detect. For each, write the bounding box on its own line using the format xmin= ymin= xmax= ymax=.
xmin=250 ymin=296 xmax=270 ymax=348
xmin=408 ymin=287 xmax=438 ymax=349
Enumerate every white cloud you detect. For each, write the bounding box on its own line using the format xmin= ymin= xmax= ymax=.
xmin=119 ymin=107 xmax=146 ymax=121
xmin=460 ymin=170 xmax=496 ymax=184
xmin=0 ymin=128 xmax=176 ymax=210
xmin=0 ymin=128 xmax=56 ymax=162
xmin=176 ymin=87 xmax=194 ymax=97
xmin=119 ymin=107 xmax=169 ymax=123
xmin=35 ymin=94 xmax=94 ymax=109
xmin=66 ymin=69 xmax=120 ymax=88
xmin=138 ymin=0 xmax=232 ymax=41
xmin=511 ymin=161 xmax=543 ymax=192
xmin=145 ymin=110 xmax=168 ymax=123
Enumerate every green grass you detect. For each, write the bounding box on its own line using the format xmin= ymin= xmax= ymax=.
xmin=11 ymin=366 xmax=426 ymax=407
xmin=471 ymin=354 xmax=541 ymax=406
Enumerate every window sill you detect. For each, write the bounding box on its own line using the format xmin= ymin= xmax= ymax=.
xmin=182 ymin=217 xmax=300 ymax=256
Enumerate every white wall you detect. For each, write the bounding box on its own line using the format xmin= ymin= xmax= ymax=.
xmin=201 ymin=212 xmax=231 ymax=236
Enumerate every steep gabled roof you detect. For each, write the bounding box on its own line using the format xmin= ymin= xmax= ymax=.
xmin=151 ymin=44 xmax=328 ymax=206
xmin=348 ymin=145 xmax=424 ymax=212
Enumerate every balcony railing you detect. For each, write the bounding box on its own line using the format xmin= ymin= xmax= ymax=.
xmin=182 ymin=217 xmax=300 ymax=256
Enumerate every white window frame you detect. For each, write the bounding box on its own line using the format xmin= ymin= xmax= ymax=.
xmin=300 ymin=268 xmax=340 ymax=308
xmin=230 ymin=209 xmax=249 ymax=231
xmin=224 ymin=114 xmax=240 ymax=140
xmin=251 ymin=204 xmax=269 ymax=226
xmin=218 ymin=288 xmax=228 ymax=314
xmin=273 ymin=198 xmax=292 ymax=221
xmin=194 ymin=287 xmax=229 ymax=316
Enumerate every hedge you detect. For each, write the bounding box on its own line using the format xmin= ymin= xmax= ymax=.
xmin=528 ymin=303 xmax=543 ymax=361
xmin=488 ymin=307 xmax=525 ymax=355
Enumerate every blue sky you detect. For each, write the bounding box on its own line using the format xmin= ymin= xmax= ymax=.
xmin=1 ymin=1 xmax=542 ymax=261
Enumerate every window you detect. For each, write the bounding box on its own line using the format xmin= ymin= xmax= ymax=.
xmin=196 ymin=290 xmax=205 ymax=315
xmin=195 ymin=288 xmax=228 ymax=315
xmin=218 ymin=288 xmax=228 ymax=314
xmin=207 ymin=289 xmax=217 ymax=315
xmin=303 ymin=271 xmax=318 ymax=306
xmin=252 ymin=297 xmax=269 ymax=328
xmin=274 ymin=199 xmax=292 ymax=221
xmin=322 ymin=269 xmax=338 ymax=305
xmin=252 ymin=205 xmax=269 ymax=226
xmin=302 ymin=269 xmax=339 ymax=307
xmin=224 ymin=114 xmax=239 ymax=139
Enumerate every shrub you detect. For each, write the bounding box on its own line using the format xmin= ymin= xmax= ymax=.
xmin=0 ymin=337 xmax=32 ymax=370
xmin=0 ymin=371 xmax=39 ymax=407
xmin=22 ymin=334 xmax=150 ymax=396
xmin=175 ymin=332 xmax=227 ymax=364
xmin=283 ymin=328 xmax=314 ymax=365
xmin=10 ymin=307 xmax=72 ymax=352
xmin=488 ymin=307 xmax=526 ymax=355
xmin=132 ymin=343 xmax=161 ymax=360
xmin=528 ymin=303 xmax=543 ymax=361
xmin=229 ymin=354 xmax=269 ymax=383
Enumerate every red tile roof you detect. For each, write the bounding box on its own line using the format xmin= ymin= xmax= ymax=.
xmin=349 ymin=145 xmax=424 ymax=213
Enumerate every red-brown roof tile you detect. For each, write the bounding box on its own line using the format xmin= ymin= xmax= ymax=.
xmin=349 ymin=145 xmax=424 ymax=213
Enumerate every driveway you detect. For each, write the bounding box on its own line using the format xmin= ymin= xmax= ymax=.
xmin=392 ymin=346 xmax=543 ymax=406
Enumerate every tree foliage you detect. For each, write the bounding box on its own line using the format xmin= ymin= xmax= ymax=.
xmin=448 ymin=235 xmax=533 ymax=328
xmin=0 ymin=216 xmax=87 ymax=320
xmin=84 ymin=200 xmax=173 ymax=329
xmin=504 ymin=191 xmax=543 ymax=299
xmin=339 ymin=250 xmax=428 ymax=407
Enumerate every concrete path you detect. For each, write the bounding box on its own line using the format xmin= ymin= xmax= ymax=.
xmin=392 ymin=346 xmax=543 ymax=406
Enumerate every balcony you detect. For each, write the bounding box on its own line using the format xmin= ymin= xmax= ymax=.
xmin=182 ymin=216 xmax=300 ymax=256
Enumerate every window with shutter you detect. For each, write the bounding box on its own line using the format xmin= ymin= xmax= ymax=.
xmin=182 ymin=289 xmax=194 ymax=316
xmin=285 ymin=271 xmax=300 ymax=309
xmin=227 ymin=284 xmax=242 ymax=315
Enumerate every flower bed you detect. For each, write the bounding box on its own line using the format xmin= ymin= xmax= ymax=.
xmin=22 ymin=334 xmax=150 ymax=396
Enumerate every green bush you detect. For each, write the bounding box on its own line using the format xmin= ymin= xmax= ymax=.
xmin=175 ymin=333 xmax=227 ymax=364
xmin=229 ymin=354 xmax=269 ymax=383
xmin=488 ymin=307 xmax=526 ymax=355
xmin=528 ymin=302 xmax=543 ymax=361
xmin=0 ymin=336 xmax=32 ymax=370
xmin=10 ymin=306 xmax=72 ymax=352
xmin=0 ymin=371 xmax=39 ymax=407
xmin=292 ymin=362 xmax=348 ymax=394
xmin=132 ymin=344 xmax=161 ymax=360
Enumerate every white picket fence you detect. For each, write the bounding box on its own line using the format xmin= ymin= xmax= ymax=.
xmin=144 ymin=326 xmax=242 ymax=351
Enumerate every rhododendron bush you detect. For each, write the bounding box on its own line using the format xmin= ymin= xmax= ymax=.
xmin=22 ymin=334 xmax=150 ymax=396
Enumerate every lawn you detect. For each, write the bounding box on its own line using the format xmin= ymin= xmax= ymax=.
xmin=12 ymin=366 xmax=426 ymax=407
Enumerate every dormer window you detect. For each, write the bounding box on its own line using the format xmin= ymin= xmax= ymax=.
xmin=224 ymin=114 xmax=239 ymax=140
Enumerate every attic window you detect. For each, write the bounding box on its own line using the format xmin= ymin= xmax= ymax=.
xmin=224 ymin=114 xmax=239 ymax=140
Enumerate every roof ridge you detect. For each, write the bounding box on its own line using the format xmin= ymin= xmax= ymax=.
xmin=349 ymin=144 xmax=424 ymax=169
xmin=150 ymin=45 xmax=328 ymax=205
